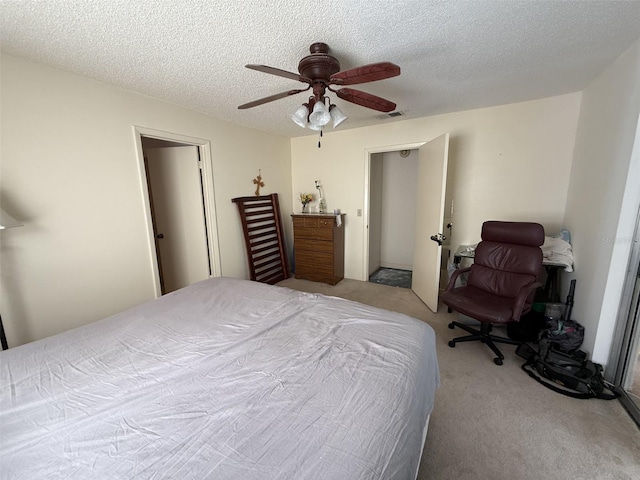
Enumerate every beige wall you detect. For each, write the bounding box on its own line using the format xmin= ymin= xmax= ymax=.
xmin=380 ymin=150 xmax=418 ymax=270
xmin=563 ymin=39 xmax=640 ymax=364
xmin=291 ymin=94 xmax=582 ymax=281
xmin=0 ymin=54 xmax=292 ymax=346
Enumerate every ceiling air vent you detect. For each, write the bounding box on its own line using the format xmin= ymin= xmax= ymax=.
xmin=377 ymin=111 xmax=404 ymax=119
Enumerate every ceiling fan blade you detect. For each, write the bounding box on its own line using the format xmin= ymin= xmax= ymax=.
xmin=330 ymin=62 xmax=400 ymax=85
xmin=334 ymin=88 xmax=396 ymax=112
xmin=238 ymin=88 xmax=308 ymax=109
xmin=245 ymin=65 xmax=312 ymax=84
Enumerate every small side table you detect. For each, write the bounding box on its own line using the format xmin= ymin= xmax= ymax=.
xmin=453 ymin=245 xmax=476 ymax=267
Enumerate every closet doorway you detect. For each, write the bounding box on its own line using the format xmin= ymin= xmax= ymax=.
xmin=135 ymin=127 xmax=221 ymax=297
xmin=368 ymin=149 xmax=418 ymax=289
xmin=364 ymin=135 xmax=450 ymax=312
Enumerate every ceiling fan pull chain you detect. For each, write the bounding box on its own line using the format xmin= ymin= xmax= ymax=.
xmin=318 ymin=129 xmax=323 ymax=148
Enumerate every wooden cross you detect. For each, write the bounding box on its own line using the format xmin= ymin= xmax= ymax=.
xmin=253 ymin=169 xmax=265 ymax=196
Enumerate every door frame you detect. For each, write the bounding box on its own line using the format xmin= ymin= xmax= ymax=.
xmin=604 ymin=112 xmax=640 ymax=426
xmin=607 ymin=205 xmax=640 ymax=425
xmin=133 ymin=126 xmax=222 ymax=297
xmin=363 ymin=141 xmax=427 ymax=281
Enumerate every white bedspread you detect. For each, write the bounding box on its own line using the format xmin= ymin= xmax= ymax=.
xmin=0 ymin=278 xmax=439 ymax=479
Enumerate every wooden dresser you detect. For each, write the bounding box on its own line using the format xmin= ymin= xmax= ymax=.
xmin=292 ymin=213 xmax=345 ymax=285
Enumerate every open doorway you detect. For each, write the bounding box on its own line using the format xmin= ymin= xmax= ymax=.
xmin=368 ymin=149 xmax=418 ymax=289
xmin=134 ymin=127 xmax=221 ymax=297
xmin=364 ymin=135 xmax=450 ymax=312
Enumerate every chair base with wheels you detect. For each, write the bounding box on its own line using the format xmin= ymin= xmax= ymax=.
xmin=447 ymin=321 xmax=522 ymax=365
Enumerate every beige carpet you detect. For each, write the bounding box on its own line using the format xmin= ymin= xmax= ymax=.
xmin=278 ymin=278 xmax=640 ymax=480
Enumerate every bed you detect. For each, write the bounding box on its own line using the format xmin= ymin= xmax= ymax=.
xmin=0 ymin=278 xmax=439 ymax=479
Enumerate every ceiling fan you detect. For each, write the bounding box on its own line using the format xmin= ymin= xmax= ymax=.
xmin=238 ymin=42 xmax=400 ymax=130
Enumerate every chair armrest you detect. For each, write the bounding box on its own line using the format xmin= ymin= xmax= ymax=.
xmin=512 ymin=281 xmax=542 ymax=321
xmin=445 ymin=267 xmax=472 ymax=292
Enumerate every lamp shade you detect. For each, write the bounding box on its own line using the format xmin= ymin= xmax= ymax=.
xmin=330 ymin=105 xmax=348 ymax=128
xmin=0 ymin=208 xmax=22 ymax=229
xmin=290 ymin=105 xmax=309 ymax=128
xmin=308 ymin=101 xmax=331 ymax=127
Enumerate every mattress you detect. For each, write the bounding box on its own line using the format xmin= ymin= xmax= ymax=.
xmin=0 ymin=277 xmax=439 ymax=479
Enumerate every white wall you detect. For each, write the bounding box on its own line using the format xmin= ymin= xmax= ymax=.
xmin=291 ymin=94 xmax=581 ymax=281
xmin=0 ymin=54 xmax=292 ymax=346
xmin=562 ymin=39 xmax=640 ymax=364
xmin=380 ymin=150 xmax=418 ymax=270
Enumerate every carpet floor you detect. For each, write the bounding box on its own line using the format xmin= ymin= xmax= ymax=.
xmin=277 ymin=277 xmax=640 ymax=480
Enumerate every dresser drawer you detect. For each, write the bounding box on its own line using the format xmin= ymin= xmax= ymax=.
xmin=295 ymin=261 xmax=335 ymax=279
xmin=295 ymin=269 xmax=339 ymax=284
xmin=294 ymin=226 xmax=334 ymax=241
xmin=292 ymin=216 xmax=307 ymax=227
xmin=292 ymin=216 xmax=335 ymax=228
xmin=295 ymin=250 xmax=334 ymax=269
xmin=294 ymin=238 xmax=334 ymax=253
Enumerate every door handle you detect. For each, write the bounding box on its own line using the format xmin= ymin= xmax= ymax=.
xmin=430 ymin=233 xmax=446 ymax=246
xmin=156 ymin=233 xmax=164 ymax=239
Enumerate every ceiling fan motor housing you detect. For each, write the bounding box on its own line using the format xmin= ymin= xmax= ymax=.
xmin=298 ymin=42 xmax=340 ymax=82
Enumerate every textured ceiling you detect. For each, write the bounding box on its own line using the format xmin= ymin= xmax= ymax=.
xmin=1 ymin=0 xmax=639 ymax=138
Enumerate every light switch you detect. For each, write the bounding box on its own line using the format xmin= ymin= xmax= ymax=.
xmin=357 ymin=209 xmax=362 ymax=217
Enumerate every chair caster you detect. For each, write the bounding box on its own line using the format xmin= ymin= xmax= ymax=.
xmin=448 ymin=322 xmax=455 ymax=329
xmin=448 ymin=340 xmax=456 ymax=348
xmin=494 ymin=357 xmax=503 ymax=366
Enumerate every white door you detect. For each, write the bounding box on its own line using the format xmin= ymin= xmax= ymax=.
xmin=411 ymin=134 xmax=450 ymax=312
xmin=146 ymin=146 xmax=211 ymax=293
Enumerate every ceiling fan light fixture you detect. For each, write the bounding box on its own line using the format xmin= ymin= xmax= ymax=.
xmin=290 ymin=105 xmax=309 ymax=128
xmin=239 ymin=43 xmax=400 ymax=136
xmin=308 ymin=99 xmax=331 ymax=127
xmin=329 ymin=105 xmax=348 ymax=128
